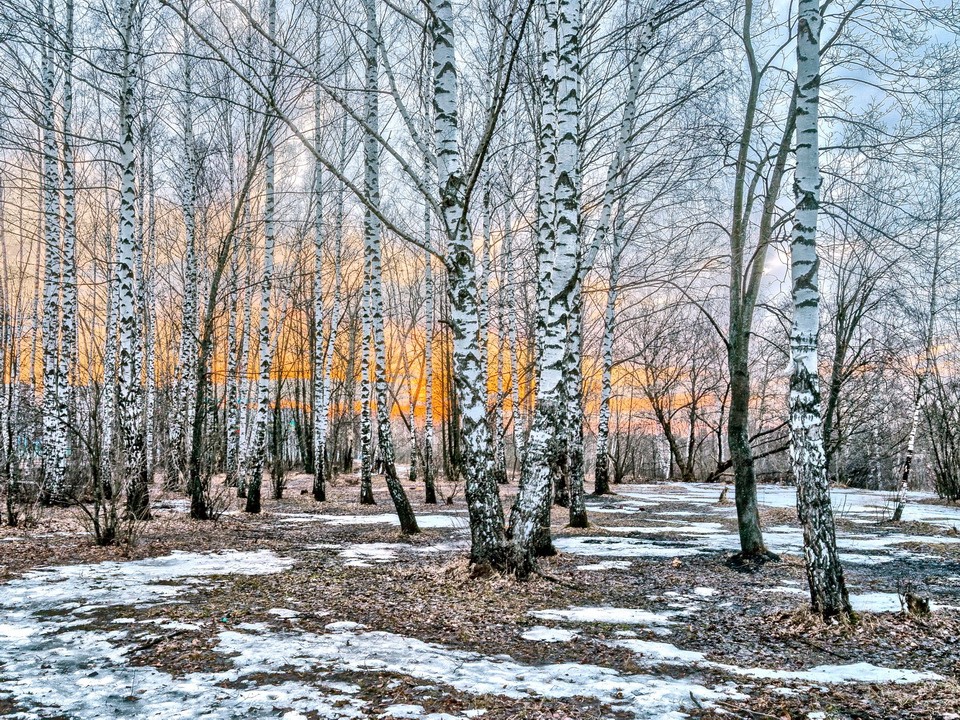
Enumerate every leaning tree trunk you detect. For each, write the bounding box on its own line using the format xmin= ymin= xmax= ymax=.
xmin=363 ymin=0 xmax=418 ymax=533
xmin=582 ymin=29 xmax=647 ymax=497
xmin=244 ymin=137 xmax=275 ymax=514
xmin=893 ymin=241 xmax=940 ymax=521
xmin=789 ymin=0 xmax=851 ymax=621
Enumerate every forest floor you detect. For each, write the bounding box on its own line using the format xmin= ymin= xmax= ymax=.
xmin=1 ymin=472 xmax=959 ymax=720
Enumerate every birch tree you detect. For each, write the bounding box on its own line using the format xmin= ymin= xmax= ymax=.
xmin=171 ymin=7 xmax=200 ymax=489
xmin=311 ymin=4 xmax=326 ymax=502
xmin=40 ymin=0 xmax=66 ymax=501
xmin=59 ymin=0 xmax=78 ymax=479
xmin=244 ymin=0 xmax=278 ymax=514
xmin=593 ymin=207 xmax=625 ymax=496
xmin=117 ymin=0 xmax=149 ymax=519
xmin=789 ymin=0 xmax=850 ymax=620
xmin=510 ymin=0 xmax=581 ymax=576
xmin=422 ymin=192 xmax=438 ymax=504
xmin=430 ymin=0 xmax=513 ymax=564
xmin=363 ymin=0 xmax=418 ymax=533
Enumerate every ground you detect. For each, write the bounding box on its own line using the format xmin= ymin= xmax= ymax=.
xmin=1 ymin=472 xmax=959 ymax=720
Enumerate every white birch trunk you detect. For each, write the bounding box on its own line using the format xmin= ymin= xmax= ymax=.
xmin=59 ymin=0 xmax=77 ymax=476
xmin=431 ymin=0 xmax=506 ymax=564
xmin=510 ymin=0 xmax=582 ymax=575
xmin=789 ymin=0 xmax=850 ymax=619
xmin=311 ymin=20 xmax=326 ymax=501
xmin=363 ymin=0 xmax=418 ymax=532
xmin=102 ymin=187 xmax=118 ymax=471
xmin=223 ymin=85 xmax=243 ymax=490
xmin=244 ymin=0 xmax=277 ymax=514
xmin=359 ymin=271 xmax=374 ymax=505
xmin=422 ymin=156 xmax=437 ymax=504
xmin=493 ymin=230 xmax=507 ymax=486
xmin=318 ymin=114 xmax=347 ymax=486
xmin=236 ymin=83 xmax=257 ymax=496
xmin=117 ymin=0 xmax=148 ymax=518
xmin=171 ymin=17 xmax=199 ymax=487
xmin=594 ymin=208 xmax=624 ymax=496
xmin=144 ymin=139 xmax=157 ymax=485
xmin=479 ymin=183 xmax=491 ymax=397
xmin=40 ymin=0 xmax=65 ymax=500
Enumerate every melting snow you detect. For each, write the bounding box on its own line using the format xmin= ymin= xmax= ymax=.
xmin=616 ymin=639 xmax=707 ymax=663
xmin=0 ymin=552 xmax=729 ymax=719
xmin=268 ymin=607 xmax=301 ymax=619
xmin=520 ymin=626 xmax=578 ymax=642
xmin=724 ymin=661 xmax=940 ymax=684
xmin=554 ymin=536 xmax=699 ymax=559
xmin=529 ymin=606 xmax=678 ymax=630
xmin=214 ymin=625 xmax=725 ymax=719
xmin=576 ymin=560 xmax=632 ymax=571
xmin=613 ymin=638 xmax=941 ymax=684
xmin=339 ymin=543 xmax=403 ymax=566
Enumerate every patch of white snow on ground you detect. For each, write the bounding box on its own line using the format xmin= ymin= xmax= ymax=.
xmin=613 ymin=638 xmax=942 ymax=684
xmin=380 ymin=704 xmax=426 ymax=718
xmin=520 ymin=626 xmax=578 ymax=642
xmin=762 ymin=586 xmax=808 ymax=596
xmin=529 ymin=606 xmax=678 ymax=629
xmin=0 ymin=548 xmax=734 ymax=719
xmin=616 ymin=639 xmax=707 ymax=663
xmin=215 ymin=626 xmax=727 ymax=719
xmin=268 ymin=607 xmax=301 ymax=619
xmin=339 ymin=543 xmax=403 ymax=566
xmin=554 ymin=536 xmax=699 ymax=559
xmin=528 ymin=599 xmax=944 ymax=688
xmin=724 ymin=661 xmax=940 ymax=684
xmin=603 ymin=522 xmax=726 ymax=535
xmin=576 ymin=560 xmax=632 ymax=571
xmin=0 ymin=551 xmax=373 ymax=719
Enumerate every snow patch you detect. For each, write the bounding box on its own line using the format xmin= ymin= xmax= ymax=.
xmin=530 ymin=606 xmax=677 ymax=629
xmin=554 ymin=536 xmax=699 ymax=559
xmin=214 ymin=625 xmax=724 ymax=719
xmin=520 ymin=626 xmax=578 ymax=642
xmin=576 ymin=560 xmax=632 ymax=571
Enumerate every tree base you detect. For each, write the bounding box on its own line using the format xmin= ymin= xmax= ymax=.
xmin=725 ymin=549 xmax=780 ymax=572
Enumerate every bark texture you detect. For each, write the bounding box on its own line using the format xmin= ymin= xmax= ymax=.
xmin=790 ymin=0 xmax=851 ymax=620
